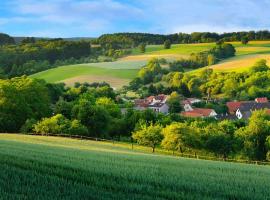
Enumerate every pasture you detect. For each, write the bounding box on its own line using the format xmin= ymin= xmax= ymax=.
xmin=1 ymin=134 xmax=270 ymax=200
xmin=30 ymin=61 xmax=141 ymax=89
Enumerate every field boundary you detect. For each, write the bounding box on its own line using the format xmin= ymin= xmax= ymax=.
xmin=5 ymin=132 xmax=270 ymax=166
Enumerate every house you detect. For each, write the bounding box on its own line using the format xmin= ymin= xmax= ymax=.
xmin=181 ymin=108 xmax=217 ymax=118
xmin=226 ymin=97 xmax=270 ymax=119
xmin=148 ymin=103 xmax=169 ymax=114
xmin=235 ymin=102 xmax=270 ymax=119
xmin=134 ymin=94 xmax=169 ymax=114
xmin=181 ymin=98 xmax=202 ymax=112
xmin=255 ymin=97 xmax=268 ymax=103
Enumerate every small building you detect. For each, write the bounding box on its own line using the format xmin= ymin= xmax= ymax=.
xmin=181 ymin=98 xmax=202 ymax=112
xmin=148 ymin=103 xmax=169 ymax=114
xmin=181 ymin=108 xmax=217 ymax=118
xmin=134 ymin=94 xmax=169 ymax=114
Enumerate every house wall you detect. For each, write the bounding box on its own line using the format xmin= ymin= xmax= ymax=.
xmin=183 ymin=104 xmax=193 ymax=111
xmin=236 ymin=109 xmax=242 ymax=119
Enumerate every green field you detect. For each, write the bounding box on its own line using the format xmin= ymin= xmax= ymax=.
xmin=30 ymin=62 xmax=141 ymax=88
xmin=1 ymin=134 xmax=270 ymax=200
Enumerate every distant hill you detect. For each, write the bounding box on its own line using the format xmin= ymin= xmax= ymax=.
xmin=13 ymin=36 xmax=96 ymax=44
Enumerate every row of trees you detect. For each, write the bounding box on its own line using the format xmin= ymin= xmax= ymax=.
xmin=97 ymin=31 xmax=270 ymax=47
xmin=133 ymin=110 xmax=270 ymax=161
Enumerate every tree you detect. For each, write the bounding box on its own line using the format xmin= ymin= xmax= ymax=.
xmin=34 ymin=114 xmax=70 ymax=135
xmin=250 ymin=59 xmax=269 ymax=73
xmin=164 ymin=40 xmax=171 ymax=49
xmin=139 ymin=43 xmax=146 ymax=53
xmin=161 ymin=123 xmax=190 ymax=153
xmin=167 ymin=92 xmax=182 ymax=113
xmin=203 ymin=124 xmax=233 ymax=159
xmin=33 ymin=114 xmax=88 ymax=135
xmin=72 ymin=101 xmax=110 ymax=136
xmin=0 ymin=76 xmax=51 ymax=132
xmin=241 ymin=37 xmax=249 ymax=45
xmin=132 ymin=123 xmax=163 ymax=153
xmin=235 ymin=110 xmax=270 ymax=160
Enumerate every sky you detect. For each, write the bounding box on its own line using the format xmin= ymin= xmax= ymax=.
xmin=0 ymin=0 xmax=270 ymax=37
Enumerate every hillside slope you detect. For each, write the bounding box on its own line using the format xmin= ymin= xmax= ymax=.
xmin=1 ymin=134 xmax=270 ymax=200
xmin=31 ymin=41 xmax=270 ymax=87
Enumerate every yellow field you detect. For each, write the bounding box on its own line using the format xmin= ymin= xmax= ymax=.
xmin=210 ymin=54 xmax=270 ymax=72
xmin=61 ymin=75 xmax=131 ymax=89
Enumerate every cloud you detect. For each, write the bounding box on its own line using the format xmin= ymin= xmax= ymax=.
xmin=1 ymin=0 xmax=270 ymax=37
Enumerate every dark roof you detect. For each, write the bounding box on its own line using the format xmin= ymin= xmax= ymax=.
xmin=148 ymin=103 xmax=166 ymax=108
xmin=238 ymin=102 xmax=270 ymax=112
xmin=216 ymin=114 xmax=238 ymax=121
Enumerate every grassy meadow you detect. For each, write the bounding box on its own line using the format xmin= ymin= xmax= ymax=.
xmin=1 ymin=134 xmax=270 ymax=200
xmin=30 ymin=62 xmax=141 ymax=89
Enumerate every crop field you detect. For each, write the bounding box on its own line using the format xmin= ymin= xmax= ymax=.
xmin=1 ymin=134 xmax=270 ymax=200
xmin=30 ymin=62 xmax=140 ymax=89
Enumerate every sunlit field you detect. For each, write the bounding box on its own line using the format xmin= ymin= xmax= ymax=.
xmin=1 ymin=134 xmax=270 ymax=200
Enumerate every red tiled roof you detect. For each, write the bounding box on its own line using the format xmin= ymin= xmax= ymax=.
xmin=255 ymin=97 xmax=268 ymax=103
xmin=226 ymin=102 xmax=243 ymax=114
xmin=146 ymin=96 xmax=155 ymax=102
xmin=181 ymin=108 xmax=214 ymax=118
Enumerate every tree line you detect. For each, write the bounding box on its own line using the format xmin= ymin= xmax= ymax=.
xmin=0 ymin=39 xmax=93 ymax=77
xmin=97 ymin=30 xmax=270 ymax=48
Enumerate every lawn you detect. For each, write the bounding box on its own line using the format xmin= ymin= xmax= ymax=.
xmin=1 ymin=134 xmax=270 ymax=200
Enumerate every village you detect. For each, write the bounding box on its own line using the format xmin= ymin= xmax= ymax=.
xmin=133 ymin=95 xmax=270 ymax=120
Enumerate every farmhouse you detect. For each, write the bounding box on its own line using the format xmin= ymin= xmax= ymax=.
xmin=226 ymin=97 xmax=270 ymax=119
xmin=236 ymin=102 xmax=270 ymax=119
xmin=134 ymin=94 xmax=169 ymax=114
xmin=181 ymin=98 xmax=202 ymax=111
xmin=181 ymin=108 xmax=217 ymax=118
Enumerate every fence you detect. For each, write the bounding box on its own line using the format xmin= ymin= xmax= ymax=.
xmin=10 ymin=132 xmax=270 ymax=166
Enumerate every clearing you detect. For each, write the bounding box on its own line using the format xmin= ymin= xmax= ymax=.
xmin=1 ymin=134 xmax=270 ymax=200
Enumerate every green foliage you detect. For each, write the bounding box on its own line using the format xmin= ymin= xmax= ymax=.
xmin=139 ymin=43 xmax=146 ymax=53
xmin=250 ymin=59 xmax=269 ymax=73
xmin=241 ymin=37 xmax=249 ymax=45
xmin=132 ymin=123 xmax=163 ymax=152
xmin=0 ymin=33 xmax=15 ymax=45
xmin=0 ymin=76 xmax=51 ymax=132
xmin=164 ymin=40 xmax=171 ymax=49
xmin=167 ymin=92 xmax=182 ymax=113
xmin=72 ymin=101 xmax=110 ymax=137
xmin=235 ymin=110 xmax=270 ymax=160
xmin=138 ymin=58 xmax=162 ymax=84
xmin=34 ymin=114 xmax=88 ymax=135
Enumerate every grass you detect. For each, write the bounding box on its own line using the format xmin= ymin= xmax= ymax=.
xmin=1 ymin=134 xmax=270 ymax=200
xmin=30 ymin=63 xmax=140 ymax=89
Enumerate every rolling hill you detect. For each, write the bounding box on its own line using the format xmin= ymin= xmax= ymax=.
xmin=1 ymin=134 xmax=270 ymax=200
xmin=31 ymin=41 xmax=270 ymax=88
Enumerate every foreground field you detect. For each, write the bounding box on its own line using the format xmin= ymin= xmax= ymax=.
xmin=1 ymin=134 xmax=270 ymax=200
